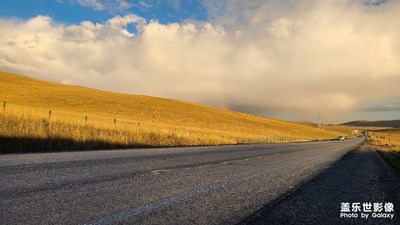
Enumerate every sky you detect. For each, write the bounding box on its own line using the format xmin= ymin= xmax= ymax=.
xmin=0 ymin=0 xmax=399 ymax=124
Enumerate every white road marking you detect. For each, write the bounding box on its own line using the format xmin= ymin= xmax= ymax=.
xmin=84 ymin=161 xmax=291 ymax=225
xmin=85 ymin=148 xmax=345 ymax=225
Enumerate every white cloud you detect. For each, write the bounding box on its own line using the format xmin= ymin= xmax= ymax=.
xmin=1 ymin=0 xmax=400 ymax=123
xmin=73 ymin=0 xmax=132 ymax=12
xmin=138 ymin=1 xmax=152 ymax=9
xmin=122 ymin=29 xmax=134 ymax=37
xmin=107 ymin=14 xmax=145 ymax=30
xmin=74 ymin=0 xmax=105 ymax=10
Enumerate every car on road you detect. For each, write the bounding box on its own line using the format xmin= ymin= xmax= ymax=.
xmin=337 ymin=136 xmax=345 ymax=141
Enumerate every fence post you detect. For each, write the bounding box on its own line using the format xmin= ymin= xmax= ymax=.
xmin=114 ymin=118 xmax=117 ymax=127
xmin=3 ymin=101 xmax=6 ymax=114
xmin=85 ymin=115 xmax=88 ymax=125
xmin=48 ymin=110 xmax=52 ymax=120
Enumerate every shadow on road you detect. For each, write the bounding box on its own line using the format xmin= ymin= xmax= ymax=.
xmin=239 ymin=142 xmax=400 ymax=225
xmin=0 ymin=136 xmax=150 ymax=153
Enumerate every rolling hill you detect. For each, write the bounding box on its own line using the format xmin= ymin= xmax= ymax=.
xmin=341 ymin=120 xmax=400 ymax=128
xmin=0 ymin=70 xmax=351 ymax=152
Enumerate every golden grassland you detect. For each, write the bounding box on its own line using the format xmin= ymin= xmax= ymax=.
xmin=0 ymin=70 xmax=355 ymax=152
xmin=368 ymin=129 xmax=400 ymax=173
xmin=368 ymin=129 xmax=400 ymax=152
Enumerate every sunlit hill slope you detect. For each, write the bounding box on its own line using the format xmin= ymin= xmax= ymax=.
xmin=0 ymin=71 xmax=351 ymax=152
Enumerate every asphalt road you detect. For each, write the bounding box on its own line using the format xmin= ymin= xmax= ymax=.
xmin=240 ymin=141 xmax=400 ymax=225
xmin=0 ymin=137 xmax=382 ymax=225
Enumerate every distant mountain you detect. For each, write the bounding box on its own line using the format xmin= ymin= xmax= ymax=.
xmin=341 ymin=120 xmax=400 ymax=128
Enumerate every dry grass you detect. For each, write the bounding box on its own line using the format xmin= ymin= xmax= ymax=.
xmin=0 ymin=113 xmax=220 ymax=153
xmin=368 ymin=129 xmax=400 ymax=173
xmin=323 ymin=125 xmax=362 ymax=136
xmin=0 ymin=70 xmax=353 ymax=152
xmin=368 ymin=129 xmax=400 ymax=152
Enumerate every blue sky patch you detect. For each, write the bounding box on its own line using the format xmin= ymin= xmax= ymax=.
xmin=0 ymin=0 xmax=209 ymax=25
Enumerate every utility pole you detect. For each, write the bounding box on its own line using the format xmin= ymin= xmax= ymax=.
xmin=317 ymin=109 xmax=322 ymax=129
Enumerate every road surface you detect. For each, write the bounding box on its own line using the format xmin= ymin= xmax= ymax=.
xmin=2 ymin=137 xmax=393 ymax=225
xmin=240 ymin=141 xmax=400 ymax=225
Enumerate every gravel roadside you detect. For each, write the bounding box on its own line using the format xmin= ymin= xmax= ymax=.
xmin=240 ymin=142 xmax=400 ymax=225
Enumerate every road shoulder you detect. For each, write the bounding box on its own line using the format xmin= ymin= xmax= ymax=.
xmin=239 ymin=142 xmax=400 ymax=225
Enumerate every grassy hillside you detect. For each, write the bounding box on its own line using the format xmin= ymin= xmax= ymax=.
xmin=0 ymin=70 xmax=351 ymax=152
xmin=342 ymin=120 xmax=400 ymax=128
